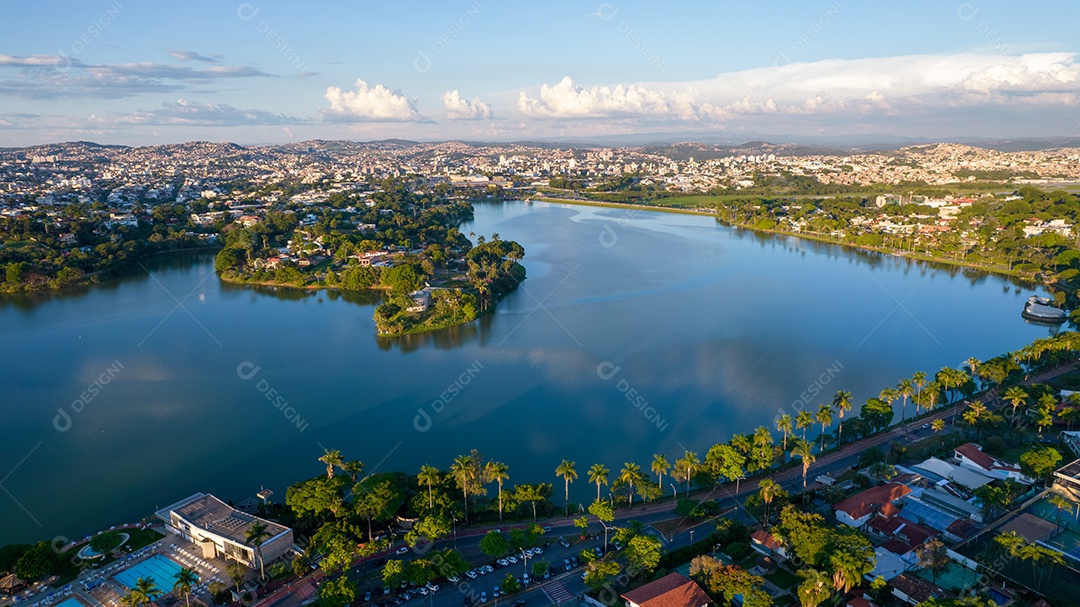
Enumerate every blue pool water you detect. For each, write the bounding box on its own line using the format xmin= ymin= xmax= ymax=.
xmin=54 ymin=599 xmax=87 ymax=607
xmin=112 ymin=555 xmax=188 ymax=589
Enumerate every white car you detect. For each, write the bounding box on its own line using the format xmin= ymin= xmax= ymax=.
xmin=448 ymin=576 xmax=459 ymax=583
xmin=496 ymin=558 xmax=509 ymax=567
xmin=395 ymin=547 xmax=409 ymax=555
xmin=531 ymin=547 xmax=543 ymax=555
xmin=417 ymin=588 xmax=428 ymax=596
xmin=426 ymin=583 xmax=439 ymax=592
xmin=465 ymin=570 xmax=477 ymax=579
xmin=481 ymin=565 xmax=494 ymax=574
xmin=507 ymin=556 xmax=518 ymax=564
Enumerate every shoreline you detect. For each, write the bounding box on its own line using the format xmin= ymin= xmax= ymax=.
xmin=531 ymin=196 xmax=1043 ymax=288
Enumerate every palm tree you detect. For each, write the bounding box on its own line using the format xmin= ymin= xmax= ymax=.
xmin=790 ymin=439 xmax=816 ymax=499
xmin=730 ymin=433 xmax=751 ymax=456
xmin=898 ymin=378 xmax=914 ymax=423
xmin=485 ymin=461 xmax=509 ymax=523
xmin=913 ymin=371 xmax=927 ymax=405
xmin=417 ymin=465 xmax=440 ymax=512
xmin=879 ymin=387 xmax=899 ymax=416
xmin=830 ymin=550 xmax=864 ymax=594
xmin=587 ymin=463 xmax=609 ymax=501
xmin=776 ymin=414 xmax=794 ymax=457
xmin=226 ymin=561 xmax=248 ymax=596
xmin=832 ymin=390 xmax=852 ymax=447
xmin=341 ymin=460 xmax=364 ymax=483
xmin=450 ymin=454 xmax=476 ymax=523
xmin=1047 ymin=493 xmax=1071 ymax=526
xmin=245 ymin=521 xmax=270 ymax=582
xmin=796 ymin=569 xmax=832 ymax=607
xmin=932 ymin=419 xmax=945 ymax=434
xmin=552 ymin=459 xmax=577 ymax=518
xmin=758 ymin=479 xmax=780 ymax=530
xmin=795 ymin=410 xmax=813 ymax=441
xmin=173 ymin=568 xmax=199 ymax=607
xmin=651 ymin=454 xmax=670 ymax=496
xmin=675 ymin=450 xmax=700 ymax=497
xmin=123 ymin=577 xmax=162 ymax=607
xmin=966 ymin=357 xmax=981 ymax=387
xmin=1004 ymin=386 xmax=1028 ymax=426
xmin=318 ymin=449 xmax=343 ymax=479
xmin=815 ymin=404 xmax=833 ymax=452
xmin=619 ymin=462 xmax=642 ymax=507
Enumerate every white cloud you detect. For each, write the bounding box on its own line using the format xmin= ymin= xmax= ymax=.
xmin=322 ymin=79 xmax=428 ymax=122
xmin=442 ymin=90 xmax=493 ymax=120
xmin=690 ymin=52 xmax=1080 ymax=113
xmin=97 ymin=99 xmax=305 ymax=126
xmin=515 ymin=53 xmax=1080 ymax=127
xmin=517 ymin=76 xmax=697 ymax=120
xmin=166 ymin=49 xmax=219 ymax=63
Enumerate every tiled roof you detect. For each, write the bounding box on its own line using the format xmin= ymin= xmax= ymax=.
xmin=835 ymin=482 xmax=912 ymax=521
xmin=622 ymin=573 xmax=711 ymax=607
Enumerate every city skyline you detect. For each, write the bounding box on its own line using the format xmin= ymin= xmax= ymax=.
xmin=3 ymin=0 xmax=1080 ymax=146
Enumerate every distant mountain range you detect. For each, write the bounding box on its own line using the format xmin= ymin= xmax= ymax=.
xmin=4 ymin=136 xmax=1080 ymax=157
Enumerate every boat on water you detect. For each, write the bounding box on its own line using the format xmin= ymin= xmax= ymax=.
xmin=1022 ymin=295 xmax=1067 ymax=324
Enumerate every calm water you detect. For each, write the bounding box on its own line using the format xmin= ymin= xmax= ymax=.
xmin=0 ymin=201 xmax=1057 ymax=545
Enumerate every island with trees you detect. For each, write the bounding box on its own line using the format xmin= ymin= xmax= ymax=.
xmin=212 ymin=181 xmax=525 ymax=336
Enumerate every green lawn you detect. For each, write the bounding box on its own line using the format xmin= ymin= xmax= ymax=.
xmin=765 ymin=567 xmax=799 ymax=590
xmin=52 ymin=528 xmax=164 ymax=585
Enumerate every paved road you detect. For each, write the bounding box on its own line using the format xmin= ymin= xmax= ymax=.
xmin=275 ymin=360 xmax=1080 ymax=607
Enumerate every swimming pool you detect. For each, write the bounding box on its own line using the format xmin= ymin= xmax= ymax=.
xmin=112 ymin=554 xmax=189 ymax=589
xmin=54 ymin=598 xmax=88 ymax=607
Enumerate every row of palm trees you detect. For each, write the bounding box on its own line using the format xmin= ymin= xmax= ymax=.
xmin=119 ymin=567 xmax=199 ymax=607
xmin=312 ymin=332 xmax=1080 ymax=533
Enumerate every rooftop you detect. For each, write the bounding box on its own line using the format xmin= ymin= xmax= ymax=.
xmin=835 ymin=482 xmax=912 ymax=521
xmin=621 ymin=573 xmax=710 ymax=607
xmin=157 ymin=493 xmax=289 ymax=545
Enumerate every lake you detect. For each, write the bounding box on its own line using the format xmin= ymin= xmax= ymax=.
xmin=0 ymin=201 xmax=1057 ymax=545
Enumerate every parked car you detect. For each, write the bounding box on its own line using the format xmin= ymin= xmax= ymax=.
xmin=512 ymin=601 xmax=526 ymax=607
xmin=493 ymin=586 xmax=500 ymax=598
xmin=447 ymin=575 xmax=459 ymax=583
xmin=497 ymin=558 xmax=509 ymax=567
xmin=395 ymin=547 xmax=409 ymax=555
xmin=426 ymin=583 xmax=439 ymax=593
xmin=364 ymin=591 xmax=373 ymax=601
xmin=480 ymin=592 xmax=487 ymax=603
xmin=532 ymin=547 xmax=543 ymax=555
xmin=465 ymin=570 xmax=478 ymax=579
xmin=507 ymin=556 xmax=518 ymax=564
xmin=482 ymin=565 xmax=494 ymax=574
xmin=563 ymin=558 xmax=571 ymax=571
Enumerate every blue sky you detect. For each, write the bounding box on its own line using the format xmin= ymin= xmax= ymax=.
xmin=2 ymin=0 xmax=1079 ymax=146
